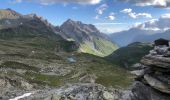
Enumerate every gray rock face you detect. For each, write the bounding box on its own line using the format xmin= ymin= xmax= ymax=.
xmin=103 ymin=91 xmax=115 ymax=100
xmin=60 ymin=19 xmax=118 ymax=56
xmin=21 ymin=83 xmax=123 ymax=100
xmin=60 ymin=19 xmax=107 ymax=43
xmin=129 ymin=39 xmax=170 ymax=100
xmin=144 ymin=74 xmax=170 ymax=94
xmin=141 ymin=55 xmax=170 ymax=68
xmin=129 ymin=82 xmax=170 ymax=100
xmin=0 ymin=75 xmax=33 ymax=99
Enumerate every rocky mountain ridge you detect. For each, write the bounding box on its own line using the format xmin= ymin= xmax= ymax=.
xmin=0 ymin=8 xmax=118 ymax=57
xmin=60 ymin=19 xmax=118 ymax=56
xmin=60 ymin=19 xmax=108 ymax=42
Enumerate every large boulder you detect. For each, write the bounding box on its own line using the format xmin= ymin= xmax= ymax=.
xmin=144 ymin=74 xmax=170 ymax=94
xmin=129 ymin=39 xmax=170 ymax=100
xmin=129 ymin=82 xmax=170 ymax=100
xmin=154 ymin=38 xmax=169 ymax=47
xmin=102 ymin=91 xmax=115 ymax=100
xmin=141 ymin=55 xmax=170 ymax=68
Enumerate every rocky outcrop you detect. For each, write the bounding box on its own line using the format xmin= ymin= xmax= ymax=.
xmin=60 ymin=19 xmax=118 ymax=56
xmin=128 ymin=82 xmax=170 ymax=100
xmin=0 ymin=75 xmax=33 ymax=99
xmin=21 ymin=83 xmax=122 ymax=100
xmin=129 ymin=39 xmax=170 ymax=100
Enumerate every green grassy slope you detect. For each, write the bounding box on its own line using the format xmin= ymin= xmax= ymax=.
xmin=79 ymin=37 xmax=119 ymax=57
xmin=0 ymin=38 xmax=132 ymax=88
xmin=107 ymin=42 xmax=153 ymax=70
xmin=0 ymin=24 xmax=77 ymax=52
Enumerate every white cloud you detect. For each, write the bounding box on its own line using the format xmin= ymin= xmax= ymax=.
xmin=107 ymin=15 xmax=115 ymax=20
xmin=135 ymin=13 xmax=152 ymax=18
xmin=106 ymin=12 xmax=115 ymax=20
xmin=118 ymin=0 xmax=170 ymax=8
xmin=94 ymin=4 xmax=108 ymax=20
xmin=96 ymin=26 xmax=125 ymax=33
xmin=94 ymin=15 xmax=100 ymax=19
xmin=133 ymin=22 xmax=142 ymax=27
xmin=121 ymin=8 xmax=132 ymax=13
xmin=96 ymin=4 xmax=108 ymax=15
xmin=133 ymin=13 xmax=170 ymax=31
xmin=94 ymin=22 xmax=126 ymax=25
xmin=13 ymin=0 xmax=102 ymax=5
xmin=121 ymin=8 xmax=152 ymax=19
xmin=99 ymin=28 xmax=118 ymax=33
xmin=95 ymin=22 xmax=127 ymax=33
xmin=161 ymin=13 xmax=170 ymax=18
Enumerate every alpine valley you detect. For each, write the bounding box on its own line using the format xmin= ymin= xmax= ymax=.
xmin=0 ymin=8 xmax=170 ymax=100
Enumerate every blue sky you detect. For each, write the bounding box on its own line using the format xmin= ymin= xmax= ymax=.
xmin=0 ymin=0 xmax=170 ymax=33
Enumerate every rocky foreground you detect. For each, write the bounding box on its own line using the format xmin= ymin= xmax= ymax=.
xmin=130 ymin=39 xmax=170 ymax=100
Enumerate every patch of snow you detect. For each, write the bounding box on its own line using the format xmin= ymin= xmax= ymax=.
xmin=9 ymin=93 xmax=33 ymax=100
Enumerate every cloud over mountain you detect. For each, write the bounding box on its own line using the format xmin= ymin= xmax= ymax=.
xmin=134 ymin=13 xmax=170 ymax=31
xmin=109 ymin=13 xmax=170 ymax=46
xmin=118 ymin=0 xmax=170 ymax=8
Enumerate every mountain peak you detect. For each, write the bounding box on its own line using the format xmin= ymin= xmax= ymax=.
xmin=60 ymin=19 xmax=117 ymax=56
xmin=0 ymin=8 xmax=21 ymax=19
xmin=64 ymin=19 xmax=81 ymax=25
xmin=61 ymin=19 xmax=100 ymax=36
xmin=64 ymin=19 xmax=98 ymax=31
xmin=66 ymin=19 xmax=74 ymax=22
xmin=6 ymin=8 xmax=13 ymax=11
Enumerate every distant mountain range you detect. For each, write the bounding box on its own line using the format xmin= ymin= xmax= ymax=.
xmin=0 ymin=9 xmax=132 ymax=98
xmin=132 ymin=29 xmax=170 ymax=43
xmin=109 ymin=27 xmax=170 ymax=47
xmin=0 ymin=8 xmax=77 ymax=52
xmin=0 ymin=9 xmax=118 ymax=56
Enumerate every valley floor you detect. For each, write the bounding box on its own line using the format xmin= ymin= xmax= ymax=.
xmin=0 ymin=38 xmax=133 ymax=99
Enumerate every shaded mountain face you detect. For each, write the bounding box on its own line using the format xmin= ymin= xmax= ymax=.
xmin=109 ymin=28 xmax=158 ymax=47
xmin=0 ymin=9 xmax=77 ymax=52
xmin=60 ymin=19 xmax=118 ymax=56
xmin=107 ymin=42 xmax=153 ymax=70
xmin=132 ymin=29 xmax=170 ymax=42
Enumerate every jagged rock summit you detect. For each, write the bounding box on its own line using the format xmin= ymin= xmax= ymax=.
xmin=60 ymin=19 xmax=118 ymax=56
xmin=60 ymin=19 xmax=107 ymax=42
xmin=0 ymin=8 xmax=118 ymax=56
xmin=0 ymin=8 xmax=21 ymax=19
